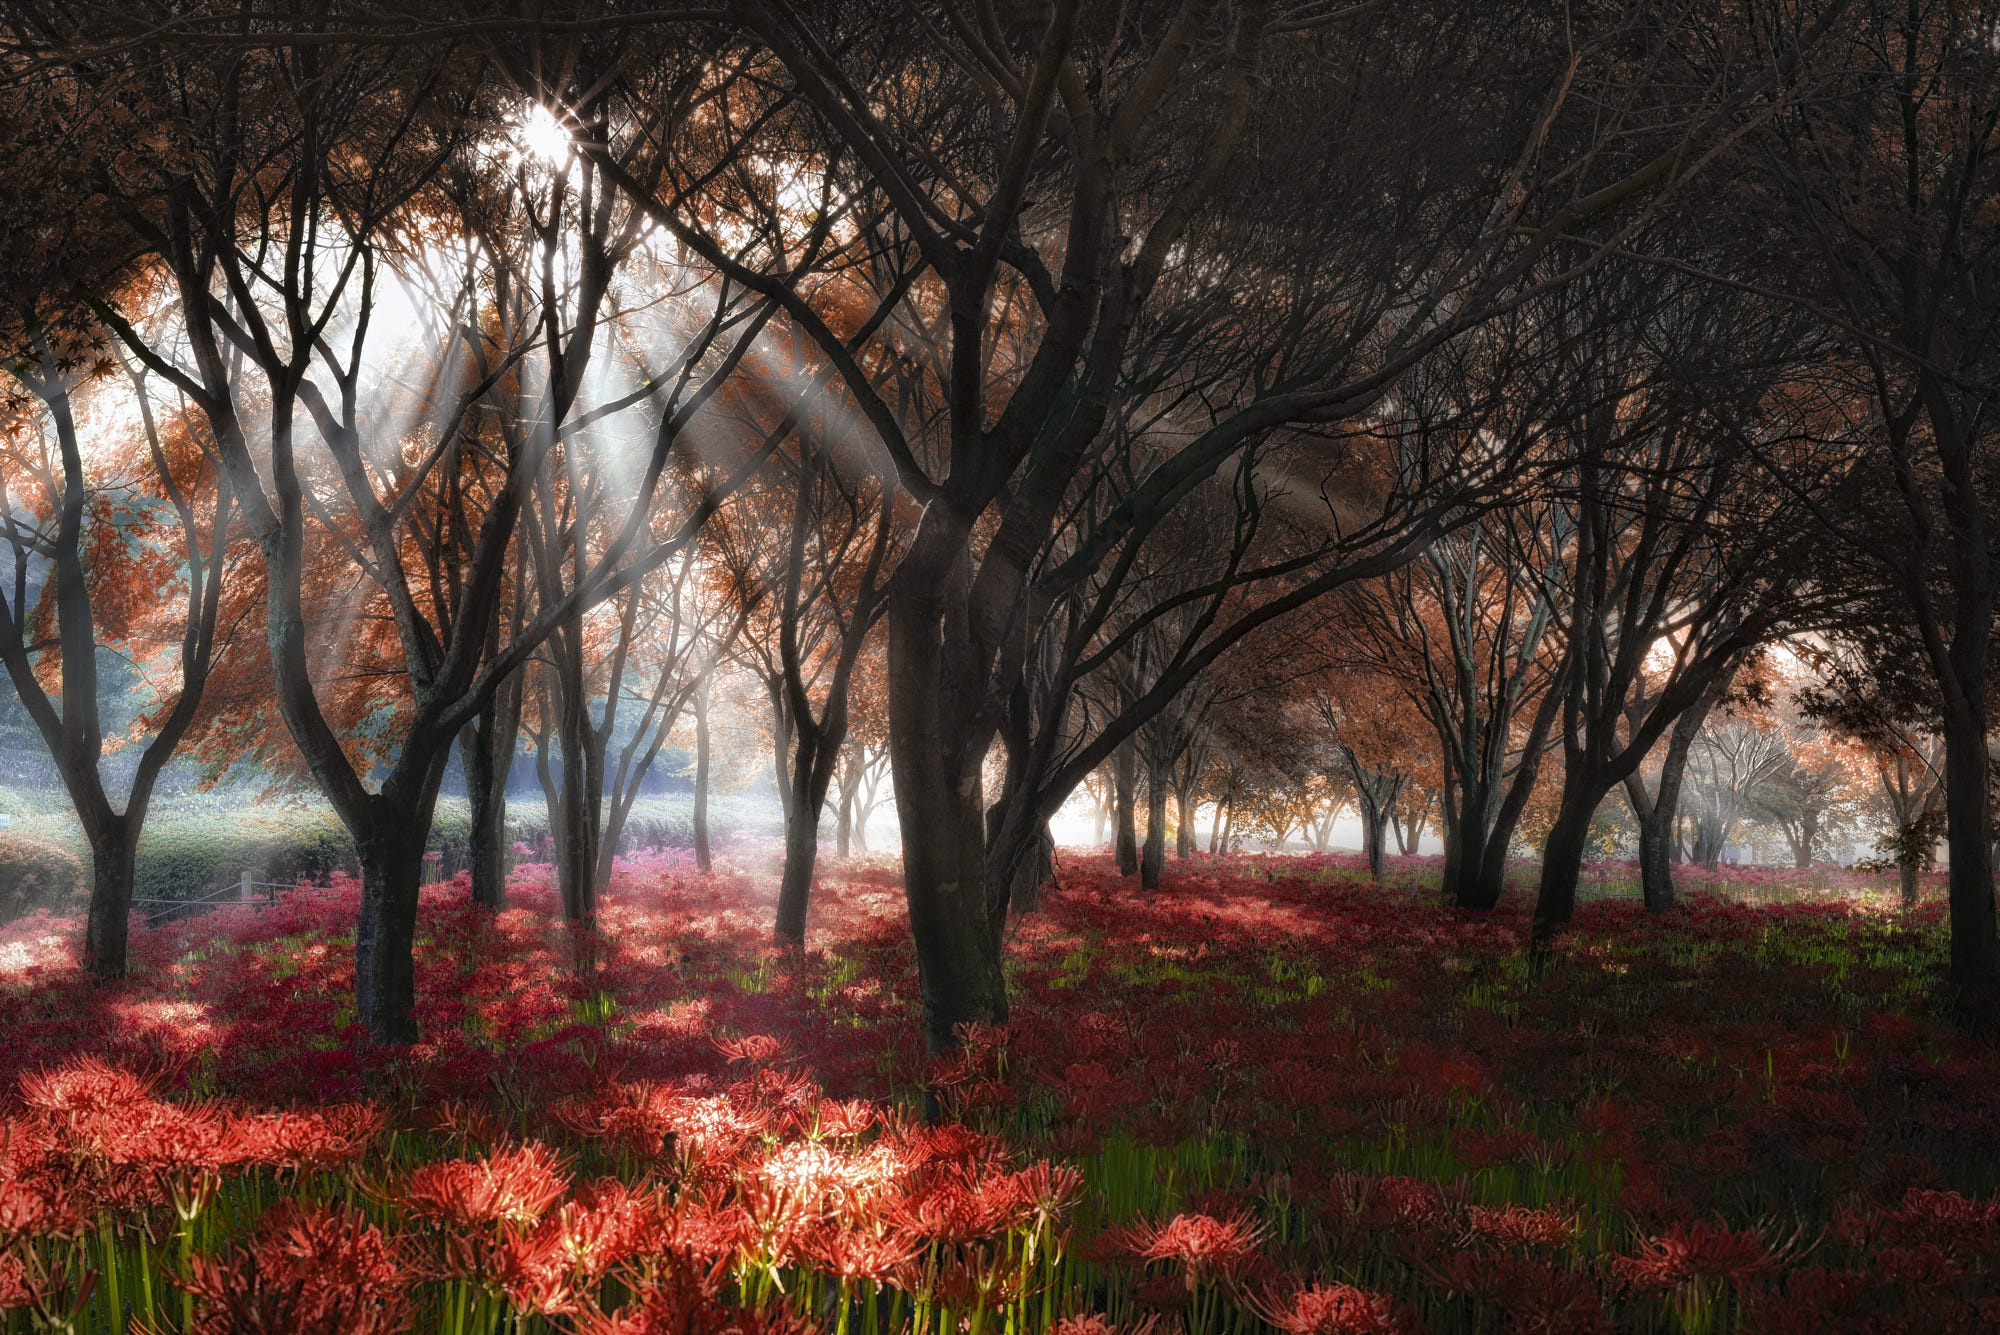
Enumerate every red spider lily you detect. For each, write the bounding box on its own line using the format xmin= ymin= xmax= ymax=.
xmin=17 ymin=1057 xmax=152 ymax=1123
xmin=897 ymin=1121 xmax=995 ymax=1167
xmin=489 ymin=1227 xmax=578 ymax=1316
xmin=231 ymin=1104 xmax=385 ymax=1171
xmin=0 ymin=1175 xmax=83 ymax=1244
xmin=1466 ymin=1203 xmax=1581 ymax=1250
xmin=1326 ymin=1175 xmax=1445 ymax=1233
xmin=574 ymin=1265 xmax=814 ymax=1335
xmin=0 ymin=1254 xmax=27 ymax=1311
xmin=811 ymin=1099 xmax=875 ymax=1139
xmin=884 ymin=1172 xmax=1018 ymax=1247
xmin=714 ymin=1034 xmax=786 ymax=1065
xmin=1051 ymin=1316 xmax=1165 ymax=1335
xmin=1873 ymin=1188 xmax=2000 ymax=1260
xmin=1251 ymin=1282 xmax=1409 ymax=1334
xmin=423 ymin=1100 xmax=506 ymax=1149
xmin=399 ymin=1141 xmax=571 ymax=1232
xmin=647 ymin=1188 xmax=753 ymax=1268
xmin=1097 ymin=1211 xmax=1269 ymax=1288
xmin=1751 ymin=1251 xmax=2000 ymax=1334
xmin=174 ymin=1201 xmax=409 ymax=1335
xmin=797 ymin=1223 xmax=917 ymax=1284
xmin=542 ymin=1179 xmax=660 ymax=1283
xmin=1420 ymin=1250 xmax=1605 ymax=1335
xmin=85 ymin=1099 xmax=237 ymax=1172
xmin=996 ymin=1160 xmax=1085 ymax=1231
xmin=1614 ymin=1219 xmax=1779 ymax=1290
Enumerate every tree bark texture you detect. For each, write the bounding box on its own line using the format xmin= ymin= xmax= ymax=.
xmin=1113 ymin=736 xmax=1139 ymax=876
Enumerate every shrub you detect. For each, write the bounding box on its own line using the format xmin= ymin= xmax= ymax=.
xmin=0 ymin=833 xmax=84 ymax=923
xmin=135 ymin=806 xmax=356 ymax=905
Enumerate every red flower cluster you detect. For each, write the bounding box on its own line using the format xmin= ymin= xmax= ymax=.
xmin=0 ymin=847 xmax=1995 ymax=1330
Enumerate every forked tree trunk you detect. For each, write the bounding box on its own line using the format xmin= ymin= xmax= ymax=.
xmin=1793 ymin=817 xmax=1815 ymax=868
xmin=768 ymin=678 xmax=795 ymax=827
xmin=1622 ymin=690 xmax=1709 ymax=914
xmin=1113 ymin=737 xmax=1139 ymax=875
xmin=1362 ymin=809 xmax=1388 ymax=883
xmin=1450 ymin=826 xmax=1497 ymax=907
xmin=554 ymin=700 xmax=603 ymax=924
xmin=774 ymin=803 xmax=819 ymax=945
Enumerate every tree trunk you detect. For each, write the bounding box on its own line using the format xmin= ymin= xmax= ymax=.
xmin=1140 ymin=758 xmax=1169 ymax=889
xmin=1940 ymin=711 xmax=2000 ymax=1008
xmin=692 ymin=686 xmax=712 ymax=872
xmin=1450 ymin=827 xmax=1495 ymax=909
xmin=769 ymin=677 xmax=795 ymax=827
xmin=81 ymin=821 xmax=135 ymax=982
xmin=1636 ymin=811 xmax=1674 ymax=913
xmin=1175 ymin=785 xmax=1199 ymax=857
xmin=1532 ymin=781 xmax=1605 ymax=948
xmin=353 ymin=791 xmax=437 ymax=1044
xmin=1011 ymin=824 xmax=1053 ymax=914
xmin=837 ymin=767 xmax=855 ymax=857
xmin=462 ymin=737 xmax=509 ymax=910
xmin=459 ymin=677 xmax=520 ymax=911
xmin=1113 ymin=737 xmax=1139 ymax=875
xmin=1622 ymin=688 xmax=1708 ymax=914
xmin=1899 ymin=854 xmax=1920 ymax=907
xmin=1362 ymin=807 xmax=1388 ymax=883
xmin=1440 ymin=791 xmax=1472 ymax=907
xmin=555 ymin=732 xmax=600 ymax=923
xmin=885 ymin=535 xmax=1009 ymax=1055
xmin=774 ymin=797 xmax=819 ymax=945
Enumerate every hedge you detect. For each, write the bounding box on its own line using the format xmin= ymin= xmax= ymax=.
xmin=0 ymin=834 xmax=85 ymax=924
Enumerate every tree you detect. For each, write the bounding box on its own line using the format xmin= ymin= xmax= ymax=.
xmin=1528 ymin=265 xmax=1830 ymax=945
xmin=716 ymin=409 xmax=898 ymax=945
xmin=0 ymin=362 xmax=239 ymax=978
xmin=1340 ymin=493 xmax=1569 ymax=906
xmin=579 ymin=0 xmax=1814 ymax=1051
xmin=84 ymin=27 xmax=779 ymax=1041
xmin=1683 ymin=712 xmax=1791 ymax=868
xmin=1618 ymin=659 xmax=1737 ymax=909
xmin=1751 ymin=0 xmax=2000 ymax=1007
xmin=1315 ymin=673 xmax=1424 ymax=883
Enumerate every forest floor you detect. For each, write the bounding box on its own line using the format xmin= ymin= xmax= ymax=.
xmin=0 ymin=851 xmax=1994 ymax=1333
